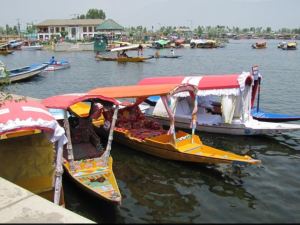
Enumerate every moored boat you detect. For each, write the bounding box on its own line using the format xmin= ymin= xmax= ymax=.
xmin=0 ymin=43 xmax=14 ymax=55
xmin=0 ymin=99 xmax=67 ymax=206
xmin=42 ymin=93 xmax=122 ymax=205
xmin=88 ymin=84 xmax=260 ymax=166
xmin=0 ymin=62 xmax=48 ymax=83
xmin=21 ymin=40 xmax=43 ymax=50
xmin=137 ymin=72 xmax=300 ymax=136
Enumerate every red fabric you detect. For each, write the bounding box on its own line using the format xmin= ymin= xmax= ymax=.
xmin=138 ymin=74 xmax=242 ymax=90
xmin=0 ymin=100 xmax=56 ymax=134
xmin=0 ymin=100 xmax=54 ymax=124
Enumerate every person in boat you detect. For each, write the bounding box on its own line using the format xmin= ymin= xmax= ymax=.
xmin=138 ymin=44 xmax=144 ymax=56
xmin=49 ymin=56 xmax=57 ymax=65
xmin=120 ymin=50 xmax=129 ymax=58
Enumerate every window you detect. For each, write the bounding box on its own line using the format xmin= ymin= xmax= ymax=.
xmin=61 ymin=27 xmax=65 ymax=32
xmin=83 ymin=27 xmax=87 ymax=32
xmin=50 ymin=27 xmax=54 ymax=33
xmin=56 ymin=27 xmax=60 ymax=33
xmin=88 ymin=26 xmax=93 ymax=32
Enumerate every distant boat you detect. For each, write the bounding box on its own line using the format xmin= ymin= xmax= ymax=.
xmin=0 ymin=43 xmax=14 ymax=55
xmin=44 ymin=59 xmax=70 ymax=71
xmin=107 ymin=44 xmax=153 ymax=63
xmin=251 ymin=41 xmax=267 ymax=49
xmin=0 ymin=62 xmax=48 ymax=83
xmin=190 ymin=39 xmax=218 ymax=48
xmin=8 ymin=39 xmax=23 ymax=50
xmin=281 ymin=41 xmax=297 ymax=50
xmin=21 ymin=40 xmax=43 ymax=51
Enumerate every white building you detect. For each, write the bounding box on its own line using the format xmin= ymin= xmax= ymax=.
xmin=36 ymin=19 xmax=103 ymax=41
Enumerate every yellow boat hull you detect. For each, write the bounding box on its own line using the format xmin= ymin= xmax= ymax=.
xmin=114 ymin=129 xmax=260 ymax=165
xmin=117 ymin=57 xmax=148 ymax=63
xmin=64 ymin=156 xmax=122 ymax=205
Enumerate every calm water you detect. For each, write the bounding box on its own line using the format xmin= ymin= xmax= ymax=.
xmin=2 ymin=39 xmax=300 ymax=223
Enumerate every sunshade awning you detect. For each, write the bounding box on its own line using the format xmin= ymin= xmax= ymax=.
xmin=88 ymin=83 xmax=197 ymax=99
xmin=0 ymin=99 xmax=66 ymax=141
xmin=137 ymin=73 xmax=252 ymax=96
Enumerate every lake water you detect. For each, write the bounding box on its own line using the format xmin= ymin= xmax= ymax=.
xmin=2 ymin=39 xmax=300 ymax=223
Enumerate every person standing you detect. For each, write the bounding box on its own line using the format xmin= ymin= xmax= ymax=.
xmin=170 ymin=49 xmax=175 ymax=56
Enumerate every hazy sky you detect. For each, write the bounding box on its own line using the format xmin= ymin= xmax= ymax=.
xmin=1 ymin=0 xmax=300 ymax=30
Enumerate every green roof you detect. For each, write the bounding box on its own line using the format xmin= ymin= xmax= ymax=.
xmin=96 ymin=19 xmax=124 ymax=31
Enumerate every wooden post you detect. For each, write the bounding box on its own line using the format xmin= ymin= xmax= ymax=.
xmin=63 ymin=110 xmax=75 ymax=171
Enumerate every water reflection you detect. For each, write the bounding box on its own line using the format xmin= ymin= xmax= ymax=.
xmin=109 ymin=143 xmax=257 ymax=223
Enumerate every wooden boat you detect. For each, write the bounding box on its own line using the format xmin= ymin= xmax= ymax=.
xmin=88 ymin=84 xmax=260 ymax=166
xmin=282 ymin=42 xmax=297 ymax=50
xmin=21 ymin=40 xmax=43 ymax=50
xmin=251 ymin=41 xmax=267 ymax=49
xmin=0 ymin=99 xmax=67 ymax=206
xmin=0 ymin=62 xmax=48 ymax=83
xmin=190 ymin=39 xmax=218 ymax=48
xmin=109 ymin=44 xmax=153 ymax=63
xmin=0 ymin=43 xmax=14 ymax=55
xmin=44 ymin=59 xmax=70 ymax=71
xmin=95 ymin=54 xmax=118 ymax=61
xmin=137 ymin=73 xmax=300 ymax=136
xmin=42 ymin=93 xmax=122 ymax=205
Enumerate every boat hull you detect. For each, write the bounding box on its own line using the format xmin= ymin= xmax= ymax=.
xmin=2 ymin=64 xmax=48 ymax=83
xmin=145 ymin=114 xmax=300 ymax=136
xmin=63 ymin=156 xmax=121 ymax=205
xmin=251 ymin=108 xmax=300 ymax=122
xmin=116 ymin=56 xmax=150 ymax=62
xmin=113 ymin=129 xmax=259 ymax=165
xmin=44 ymin=63 xmax=70 ymax=71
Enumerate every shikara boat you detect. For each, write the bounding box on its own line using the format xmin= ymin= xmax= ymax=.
xmin=88 ymin=84 xmax=260 ymax=166
xmin=251 ymin=41 xmax=267 ymax=49
xmin=95 ymin=54 xmax=118 ymax=61
xmin=190 ymin=39 xmax=218 ymax=48
xmin=42 ymin=93 xmax=122 ymax=205
xmin=281 ymin=41 xmax=297 ymax=50
xmin=110 ymin=44 xmax=153 ymax=63
xmin=137 ymin=72 xmax=300 ymax=136
xmin=0 ymin=99 xmax=67 ymax=206
xmin=0 ymin=62 xmax=48 ymax=83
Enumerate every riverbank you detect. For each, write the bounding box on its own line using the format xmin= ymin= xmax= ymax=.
xmin=0 ymin=177 xmax=94 ymax=223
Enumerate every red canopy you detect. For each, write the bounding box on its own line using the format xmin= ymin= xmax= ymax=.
xmin=0 ymin=99 xmax=58 ymax=135
xmin=138 ymin=74 xmax=252 ymax=90
xmin=42 ymin=93 xmax=119 ymax=109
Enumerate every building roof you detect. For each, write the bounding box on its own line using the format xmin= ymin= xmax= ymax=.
xmin=96 ymin=19 xmax=124 ymax=31
xmin=36 ymin=19 xmax=103 ymax=27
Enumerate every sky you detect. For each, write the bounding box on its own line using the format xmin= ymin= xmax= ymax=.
xmin=1 ymin=0 xmax=300 ymax=30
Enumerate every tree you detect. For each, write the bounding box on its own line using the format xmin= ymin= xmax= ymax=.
xmin=86 ymin=9 xmax=106 ymax=19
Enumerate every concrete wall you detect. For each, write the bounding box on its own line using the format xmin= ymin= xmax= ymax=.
xmin=0 ymin=177 xmax=95 ymax=223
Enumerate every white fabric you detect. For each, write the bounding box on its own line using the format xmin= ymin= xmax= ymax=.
xmin=182 ymin=76 xmax=202 ymax=86
xmin=197 ymin=112 xmax=222 ymax=125
xmin=221 ymin=95 xmax=237 ymax=124
xmin=197 ymin=88 xmax=240 ymax=96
